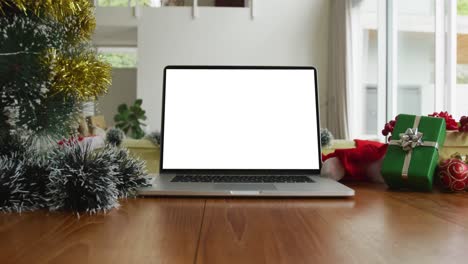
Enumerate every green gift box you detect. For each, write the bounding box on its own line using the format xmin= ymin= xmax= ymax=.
xmin=381 ymin=114 xmax=446 ymax=191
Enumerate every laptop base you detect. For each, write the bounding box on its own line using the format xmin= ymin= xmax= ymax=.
xmin=138 ymin=175 xmax=355 ymax=197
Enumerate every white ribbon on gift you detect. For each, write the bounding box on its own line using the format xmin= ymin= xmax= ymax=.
xmin=388 ymin=116 xmax=439 ymax=180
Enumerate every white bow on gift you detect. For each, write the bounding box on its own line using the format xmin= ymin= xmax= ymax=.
xmin=399 ymin=128 xmax=423 ymax=152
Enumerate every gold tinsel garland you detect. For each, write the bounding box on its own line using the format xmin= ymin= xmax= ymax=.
xmin=0 ymin=0 xmax=95 ymax=42
xmin=1 ymin=0 xmax=111 ymax=99
xmin=45 ymin=49 xmax=112 ymax=100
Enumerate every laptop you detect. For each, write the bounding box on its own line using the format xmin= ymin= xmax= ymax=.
xmin=138 ymin=66 xmax=354 ymax=197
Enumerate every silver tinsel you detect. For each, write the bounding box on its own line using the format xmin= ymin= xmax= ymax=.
xmin=47 ymin=141 xmax=119 ymax=214
xmin=0 ymin=152 xmax=46 ymax=212
xmin=105 ymin=147 xmax=148 ymax=198
xmin=145 ymin=131 xmax=160 ymax=146
xmin=106 ymin=127 xmax=125 ymax=147
xmin=0 ymin=140 xmax=149 ymax=214
xmin=320 ymin=128 xmax=334 ymax=148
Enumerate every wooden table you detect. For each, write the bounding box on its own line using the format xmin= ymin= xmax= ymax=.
xmin=2 ymin=183 xmax=468 ymax=264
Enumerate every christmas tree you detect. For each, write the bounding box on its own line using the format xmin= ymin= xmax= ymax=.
xmin=0 ymin=1 xmax=148 ymax=213
xmin=0 ymin=0 xmax=111 ymax=149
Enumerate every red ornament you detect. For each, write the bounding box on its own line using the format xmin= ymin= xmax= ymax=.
xmin=58 ymin=136 xmax=87 ymax=146
xmin=460 ymin=116 xmax=468 ymax=132
xmin=460 ymin=124 xmax=468 ymax=132
xmin=461 ymin=116 xmax=468 ymax=126
xmin=429 ymin=111 xmax=459 ymax=130
xmin=381 ymin=117 xmax=398 ymax=138
xmin=439 ymin=158 xmax=468 ymax=192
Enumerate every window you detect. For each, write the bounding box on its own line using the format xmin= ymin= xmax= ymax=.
xmin=161 ymin=0 xmax=184 ymax=6
xmin=349 ymin=0 xmax=385 ymax=140
xmin=348 ymin=0 xmax=464 ymax=140
xmin=211 ymin=0 xmax=247 ymax=7
xmin=162 ymin=0 xmax=247 ymax=7
xmin=96 ymin=0 xmax=248 ymax=7
xmin=456 ymin=0 xmax=468 ymax=118
xmin=98 ymin=0 xmax=133 ymax=6
xmin=97 ymin=0 xmax=158 ymax=7
xmin=394 ymin=0 xmax=436 ymax=117
xmin=98 ymin=47 xmax=137 ymax=68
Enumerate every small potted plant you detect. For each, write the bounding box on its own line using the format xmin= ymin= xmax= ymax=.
xmin=113 ymin=100 xmax=160 ymax=173
xmin=114 ymin=99 xmax=147 ymax=139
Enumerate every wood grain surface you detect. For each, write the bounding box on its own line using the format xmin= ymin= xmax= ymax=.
xmin=2 ymin=184 xmax=468 ymax=264
xmin=0 ymin=198 xmax=205 ymax=264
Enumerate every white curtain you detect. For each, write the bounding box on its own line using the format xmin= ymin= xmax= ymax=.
xmin=326 ymin=0 xmax=354 ymax=139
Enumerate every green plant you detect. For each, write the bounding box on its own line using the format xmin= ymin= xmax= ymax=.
xmin=99 ymin=52 xmax=137 ymax=68
xmin=114 ymin=99 xmax=147 ymax=139
xmin=459 ymin=0 xmax=468 ymax=16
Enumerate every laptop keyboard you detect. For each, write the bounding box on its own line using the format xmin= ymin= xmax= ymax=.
xmin=171 ymin=175 xmax=314 ymax=183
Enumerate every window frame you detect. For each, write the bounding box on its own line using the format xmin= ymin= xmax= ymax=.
xmin=351 ymin=0 xmax=459 ymax=140
xmin=97 ymin=47 xmax=138 ymax=68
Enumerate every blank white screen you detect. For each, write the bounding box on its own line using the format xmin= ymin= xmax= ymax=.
xmin=162 ymin=68 xmax=320 ymax=170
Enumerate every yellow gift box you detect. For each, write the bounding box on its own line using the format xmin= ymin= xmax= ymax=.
xmin=439 ymin=131 xmax=468 ymax=162
xmin=122 ymin=138 xmax=160 ymax=174
xmin=321 ymin=139 xmax=356 ymax=155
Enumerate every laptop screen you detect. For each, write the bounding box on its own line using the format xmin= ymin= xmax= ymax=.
xmin=161 ymin=67 xmax=320 ymax=170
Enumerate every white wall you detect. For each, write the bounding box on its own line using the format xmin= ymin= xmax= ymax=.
xmin=98 ymin=68 xmax=137 ymax=127
xmin=93 ymin=7 xmax=138 ymax=47
xmin=138 ymin=0 xmax=330 ymax=131
xmin=95 ymin=7 xmax=137 ymax=27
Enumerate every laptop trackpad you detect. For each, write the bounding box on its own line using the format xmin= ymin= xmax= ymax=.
xmin=214 ymin=183 xmax=277 ymax=191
